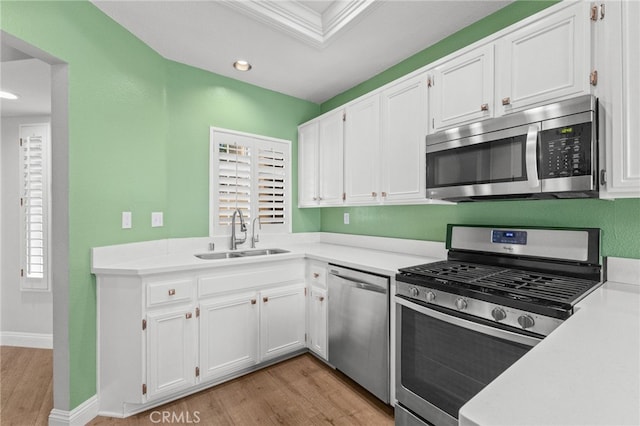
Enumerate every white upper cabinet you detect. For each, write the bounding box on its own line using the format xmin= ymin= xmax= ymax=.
xmin=430 ymin=44 xmax=494 ymax=131
xmin=381 ymin=72 xmax=429 ymax=202
xmin=298 ymin=109 xmax=345 ymax=206
xmin=318 ymin=109 xmax=345 ymax=205
xmin=297 ymin=121 xmax=319 ymax=207
xmin=344 ymin=95 xmax=381 ymax=204
xmin=496 ymin=1 xmax=590 ymax=114
xmin=596 ymin=1 xmax=640 ymax=198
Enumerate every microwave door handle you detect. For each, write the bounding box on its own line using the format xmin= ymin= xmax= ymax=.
xmin=526 ymin=124 xmax=540 ymax=189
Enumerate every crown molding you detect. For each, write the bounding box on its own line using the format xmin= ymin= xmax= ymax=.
xmin=221 ymin=0 xmax=380 ymax=49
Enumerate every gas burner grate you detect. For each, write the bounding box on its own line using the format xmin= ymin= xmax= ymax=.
xmin=399 ymin=260 xmax=599 ymax=305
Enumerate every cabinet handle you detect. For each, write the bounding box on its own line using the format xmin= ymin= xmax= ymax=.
xmin=372 ymin=191 xmax=377 ymax=197
xmin=263 ymin=296 xmax=269 ymax=303
xmin=251 ymin=299 xmax=257 ymax=305
xmin=185 ymin=312 xmax=192 ymax=319
xmin=168 ymin=289 xmax=176 ymax=296
xmin=313 ymin=273 xmax=320 ymax=278
xmin=480 ymin=103 xmax=489 ymax=111
xmin=312 ymin=197 xmax=317 ymax=201
xmin=319 ymin=296 xmax=325 ymax=302
xmin=381 ymin=192 xmax=387 ymax=198
xmin=502 ymin=97 xmax=511 ymax=106
xmin=600 ymin=169 xmax=607 ymax=185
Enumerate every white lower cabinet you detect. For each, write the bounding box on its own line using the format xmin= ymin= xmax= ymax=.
xmin=198 ymin=291 xmax=259 ymax=382
xmin=146 ymin=307 xmax=197 ymax=399
xmin=308 ymin=285 xmax=328 ymax=359
xmin=96 ymin=259 xmax=307 ymax=417
xmin=260 ymin=284 xmax=307 ymax=361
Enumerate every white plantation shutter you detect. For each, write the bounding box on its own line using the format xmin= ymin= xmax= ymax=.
xmin=257 ymin=147 xmax=286 ymax=225
xmin=19 ymin=124 xmax=50 ymax=291
xmin=217 ymin=143 xmax=251 ymax=225
xmin=210 ymin=128 xmax=291 ymax=236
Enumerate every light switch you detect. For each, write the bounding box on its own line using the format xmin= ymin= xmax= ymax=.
xmin=344 ymin=213 xmax=350 ymax=225
xmin=122 ymin=211 xmax=132 ymax=229
xmin=151 ymin=212 xmax=163 ymax=227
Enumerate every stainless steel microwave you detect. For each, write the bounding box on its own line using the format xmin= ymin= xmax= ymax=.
xmin=426 ymin=95 xmax=598 ymax=202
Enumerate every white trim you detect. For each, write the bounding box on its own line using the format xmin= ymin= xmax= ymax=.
xmin=0 ymin=331 xmax=53 ymax=349
xmin=221 ymin=0 xmax=380 ymax=49
xmin=48 ymin=395 xmax=99 ymax=426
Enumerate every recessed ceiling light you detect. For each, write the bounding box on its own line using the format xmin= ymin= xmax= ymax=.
xmin=233 ymin=60 xmax=252 ymax=72
xmin=0 ymin=90 xmax=19 ymax=100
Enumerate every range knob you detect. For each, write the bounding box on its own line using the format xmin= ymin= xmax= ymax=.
xmin=491 ymin=307 xmax=507 ymax=321
xmin=425 ymin=291 xmax=436 ymax=303
xmin=517 ymin=315 xmax=535 ymax=329
xmin=455 ymin=298 xmax=468 ymax=311
xmin=409 ymin=287 xmax=419 ymax=297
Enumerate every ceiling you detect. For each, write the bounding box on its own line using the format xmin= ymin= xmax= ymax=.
xmin=91 ymin=0 xmax=512 ymax=104
xmin=0 ymin=0 xmax=512 ymax=117
xmin=0 ymin=44 xmax=51 ymax=118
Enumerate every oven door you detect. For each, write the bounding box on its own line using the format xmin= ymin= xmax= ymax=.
xmin=426 ymin=123 xmax=540 ymax=201
xmin=395 ymin=296 xmax=541 ymax=426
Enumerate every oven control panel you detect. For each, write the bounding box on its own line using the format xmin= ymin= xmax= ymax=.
xmin=491 ymin=229 xmax=527 ymax=245
xmin=395 ymin=281 xmax=563 ymax=336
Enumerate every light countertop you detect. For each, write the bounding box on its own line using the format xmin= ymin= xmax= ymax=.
xmin=91 ymin=234 xmax=444 ymax=278
xmin=459 ymin=272 xmax=640 ymax=426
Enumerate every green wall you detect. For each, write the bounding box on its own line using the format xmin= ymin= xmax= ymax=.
xmin=1 ymin=0 xmax=318 ymax=410
xmin=164 ymin=61 xmax=320 ymax=237
xmin=318 ymin=0 xmax=640 ymax=259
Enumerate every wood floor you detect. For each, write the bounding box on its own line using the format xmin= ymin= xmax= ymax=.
xmin=1 ymin=347 xmax=393 ymax=425
xmin=0 ymin=346 xmax=53 ymax=426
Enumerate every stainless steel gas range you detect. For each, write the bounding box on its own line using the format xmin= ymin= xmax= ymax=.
xmin=394 ymin=224 xmax=604 ymax=426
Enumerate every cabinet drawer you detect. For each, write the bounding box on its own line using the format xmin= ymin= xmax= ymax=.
xmin=308 ymin=262 xmax=327 ymax=288
xmin=147 ymin=278 xmax=194 ymax=308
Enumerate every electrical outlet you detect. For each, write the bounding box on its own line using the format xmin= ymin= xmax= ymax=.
xmin=344 ymin=213 xmax=350 ymax=225
xmin=151 ymin=212 xmax=163 ymax=228
xmin=122 ymin=211 xmax=132 ymax=229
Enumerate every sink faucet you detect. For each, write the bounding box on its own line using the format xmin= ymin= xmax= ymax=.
xmin=251 ymin=217 xmax=261 ymax=248
xmin=230 ymin=209 xmax=247 ymax=250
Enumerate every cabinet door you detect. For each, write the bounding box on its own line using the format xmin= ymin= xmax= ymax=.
xmin=430 ymin=44 xmax=494 ymax=131
xmin=259 ymin=283 xmax=306 ymax=361
xmin=298 ymin=121 xmax=320 ymax=207
xmin=598 ymin=1 xmax=640 ymax=198
xmin=146 ymin=308 xmax=197 ymax=400
xmin=318 ymin=109 xmax=345 ymax=205
xmin=199 ymin=292 xmax=259 ymax=382
xmin=496 ymin=2 xmax=590 ymax=114
xmin=344 ymin=95 xmax=381 ymax=204
xmin=381 ymin=73 xmax=428 ymax=203
xmin=308 ymin=285 xmax=327 ymax=360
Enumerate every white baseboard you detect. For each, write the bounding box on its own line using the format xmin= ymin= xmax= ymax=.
xmin=49 ymin=395 xmax=99 ymax=426
xmin=0 ymin=331 xmax=53 ymax=349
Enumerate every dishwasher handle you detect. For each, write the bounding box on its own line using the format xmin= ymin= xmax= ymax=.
xmin=330 ymin=273 xmax=387 ymax=294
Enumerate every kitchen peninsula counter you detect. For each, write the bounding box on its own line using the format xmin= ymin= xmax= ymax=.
xmin=459 ymin=257 xmax=640 ymax=426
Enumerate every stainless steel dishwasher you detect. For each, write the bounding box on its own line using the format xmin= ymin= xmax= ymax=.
xmin=328 ymin=264 xmax=389 ymax=403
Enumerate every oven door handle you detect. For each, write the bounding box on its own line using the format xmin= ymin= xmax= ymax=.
xmin=396 ymin=297 xmax=541 ymax=347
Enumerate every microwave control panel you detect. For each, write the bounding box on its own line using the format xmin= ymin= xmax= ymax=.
xmin=539 ymin=122 xmax=592 ymax=178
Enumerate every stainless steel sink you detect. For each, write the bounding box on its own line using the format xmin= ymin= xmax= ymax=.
xmin=195 ymin=248 xmax=289 ymax=260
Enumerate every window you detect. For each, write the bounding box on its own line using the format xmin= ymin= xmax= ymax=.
xmin=19 ymin=123 xmax=51 ymax=291
xmin=210 ymin=128 xmax=291 ymax=237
